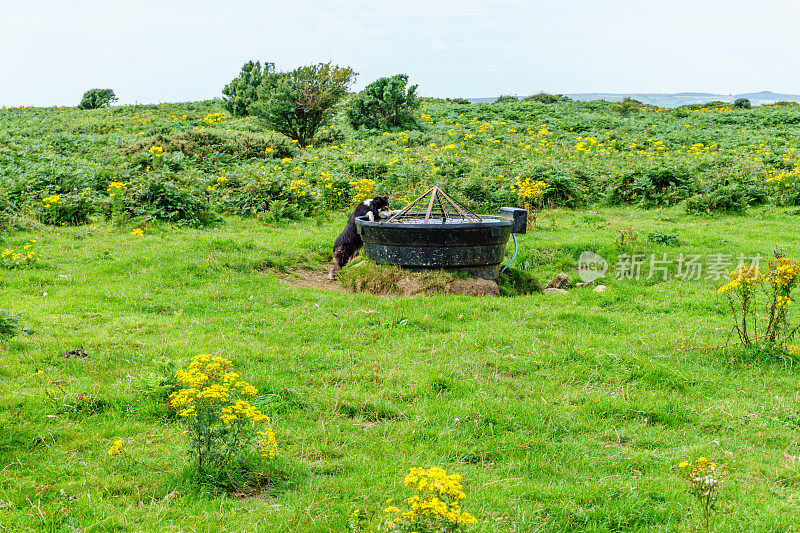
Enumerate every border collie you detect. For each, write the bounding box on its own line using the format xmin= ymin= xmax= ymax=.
xmin=329 ymin=196 xmax=392 ymax=280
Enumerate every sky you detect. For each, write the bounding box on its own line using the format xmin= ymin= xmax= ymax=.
xmin=1 ymin=0 xmax=798 ymax=107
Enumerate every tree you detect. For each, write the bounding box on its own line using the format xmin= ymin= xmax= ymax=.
xmin=347 ymin=74 xmax=419 ymax=130
xmin=257 ymin=62 xmax=356 ymax=146
xmin=222 ymin=60 xmax=275 ymax=117
xmin=78 ymin=89 xmax=117 ymax=110
xmin=733 ymin=98 xmax=751 ymax=109
xmin=254 ymin=65 xmax=285 ymax=107
xmin=611 ymin=97 xmax=642 ymax=117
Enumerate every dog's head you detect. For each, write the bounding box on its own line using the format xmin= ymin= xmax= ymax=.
xmin=370 ymin=196 xmax=392 ymax=219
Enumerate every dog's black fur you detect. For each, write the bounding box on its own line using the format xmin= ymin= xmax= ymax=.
xmin=329 ymin=196 xmax=391 ymax=279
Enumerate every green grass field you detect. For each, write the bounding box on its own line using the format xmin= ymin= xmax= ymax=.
xmin=3 ymin=204 xmax=800 ymax=531
xmin=4 ymin=95 xmax=800 ymax=531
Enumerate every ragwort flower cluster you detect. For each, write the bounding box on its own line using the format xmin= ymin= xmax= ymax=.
xmin=349 ymin=178 xmax=375 ymax=206
xmin=169 ymin=354 xmax=276 ymax=470
xmin=203 ymin=112 xmax=226 ymax=124
xmin=107 ymin=439 xmax=124 ymax=457
xmin=512 ymin=177 xmax=547 ymax=211
xmin=717 ymin=263 xmax=763 ymax=295
xmin=718 ymin=258 xmax=800 ymax=351
xmin=679 ymin=457 xmax=728 ymax=533
xmin=384 ymin=466 xmax=477 ymax=532
xmin=1 ymin=240 xmax=39 ymax=268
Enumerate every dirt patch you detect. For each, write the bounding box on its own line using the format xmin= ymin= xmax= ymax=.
xmin=278 ymin=264 xmax=504 ymax=298
xmin=397 ymin=277 xmax=424 ymax=296
xmin=227 ymin=487 xmax=276 ymax=502
xmin=280 ymin=266 xmax=346 ymax=292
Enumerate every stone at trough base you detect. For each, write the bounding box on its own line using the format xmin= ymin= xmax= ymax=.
xmin=543 ymin=288 xmax=569 ymax=295
xmin=396 ymin=277 xmax=499 ymax=297
xmin=593 ymin=285 xmax=607 ymax=293
xmin=447 ymin=278 xmax=500 ymax=296
xmin=545 ymin=273 xmax=572 ymax=290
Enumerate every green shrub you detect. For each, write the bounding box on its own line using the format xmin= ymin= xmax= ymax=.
xmin=312 ymin=126 xmax=345 ymax=146
xmin=221 ymin=173 xmax=318 ymax=217
xmin=121 ymin=173 xmax=218 ymax=227
xmin=638 ymin=166 xmax=693 ymax=207
xmin=319 ymin=173 xmax=351 ymax=209
xmin=733 ymin=98 xmax=752 ymax=109
xmin=524 ymin=92 xmax=571 ymax=104
xmin=347 ymin=74 xmax=419 ymax=130
xmin=258 ymin=199 xmax=304 ymax=224
xmin=459 ymin=175 xmax=515 ymax=210
xmin=220 ymin=175 xmax=284 ymax=216
xmin=580 ymin=99 xmax=613 ymax=112
xmin=125 ymin=130 xmax=297 ymax=160
xmin=460 ymin=176 xmax=496 ymax=205
xmin=493 ymin=95 xmax=519 ymax=104
xmin=608 ymin=165 xmax=697 ymax=207
xmin=222 ymin=61 xmax=276 ymax=117
xmin=686 ymin=186 xmax=749 ymax=214
xmin=38 ymin=189 xmax=94 ymax=225
xmin=78 ymin=89 xmax=117 ymax=110
xmin=348 ymin=159 xmax=388 ymax=181
xmin=541 ymin=175 xmax=586 ymax=207
xmin=497 ymin=268 xmax=542 ymax=296
xmin=0 ymin=310 xmax=32 ymax=339
xmin=611 ymin=97 xmax=642 ymax=117
xmin=445 ymin=98 xmax=471 ymax=105
xmin=226 ymin=131 xmax=296 ymax=159
xmin=607 ymin=173 xmax=637 ymax=205
xmin=782 ymin=187 xmax=800 ymax=206
xmin=647 ymin=232 xmax=680 ymax=246
xmin=256 ymin=62 xmax=356 ymax=146
xmin=0 ymin=188 xmax=16 ymax=229
xmin=678 ymin=101 xmax=730 ymax=111
xmin=134 ymin=356 xmax=177 ymax=404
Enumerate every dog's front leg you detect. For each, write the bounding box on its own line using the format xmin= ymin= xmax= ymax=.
xmin=328 ymin=262 xmax=341 ymax=280
xmin=367 ymin=211 xmax=375 ymax=221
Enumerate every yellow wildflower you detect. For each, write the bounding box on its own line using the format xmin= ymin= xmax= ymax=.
xmin=107 ymin=439 xmax=124 ymax=456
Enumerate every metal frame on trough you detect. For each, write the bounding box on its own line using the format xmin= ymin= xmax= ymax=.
xmin=386 ymin=186 xmax=482 ymax=223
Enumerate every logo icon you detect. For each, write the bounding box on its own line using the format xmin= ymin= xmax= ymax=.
xmin=578 ymin=251 xmax=608 ymax=282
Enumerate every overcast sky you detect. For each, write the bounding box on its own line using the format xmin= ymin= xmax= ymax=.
xmin=1 ymin=0 xmax=798 ymax=107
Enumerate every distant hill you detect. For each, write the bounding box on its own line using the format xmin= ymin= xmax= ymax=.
xmin=468 ymin=91 xmax=800 ymax=108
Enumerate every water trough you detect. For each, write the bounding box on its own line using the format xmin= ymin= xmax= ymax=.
xmin=355 ymin=186 xmax=527 ymax=279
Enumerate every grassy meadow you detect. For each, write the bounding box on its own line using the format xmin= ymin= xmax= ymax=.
xmin=2 ymin=97 xmax=800 ymax=531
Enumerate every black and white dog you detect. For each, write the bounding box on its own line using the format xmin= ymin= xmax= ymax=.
xmin=329 ymin=196 xmax=392 ymax=279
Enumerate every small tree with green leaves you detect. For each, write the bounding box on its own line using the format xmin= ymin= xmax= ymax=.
xmin=257 ymin=62 xmax=356 ymax=146
xmin=78 ymin=89 xmax=117 ymax=110
xmin=347 ymin=74 xmax=419 ymax=130
xmin=222 ymin=60 xmax=276 ymax=117
xmin=733 ymin=98 xmax=751 ymax=109
xmin=611 ymin=97 xmax=642 ymax=117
